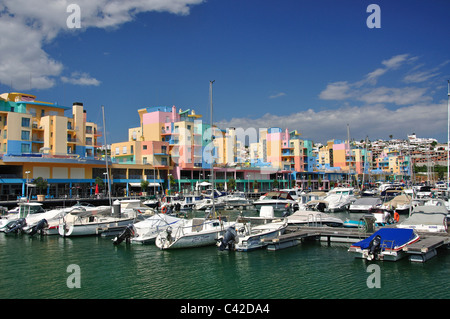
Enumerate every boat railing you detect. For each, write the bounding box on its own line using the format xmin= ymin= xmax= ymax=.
xmin=308 ymin=213 xmax=322 ymax=227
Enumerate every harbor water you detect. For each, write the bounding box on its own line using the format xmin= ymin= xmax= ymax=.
xmin=0 ymin=210 xmax=448 ymax=300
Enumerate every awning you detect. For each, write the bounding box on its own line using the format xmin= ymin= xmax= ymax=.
xmin=129 ymin=182 xmax=160 ymax=187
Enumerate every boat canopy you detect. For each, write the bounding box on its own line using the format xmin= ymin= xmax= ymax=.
xmin=401 ymin=205 xmax=448 ymax=226
xmin=352 ymin=228 xmax=418 ymax=250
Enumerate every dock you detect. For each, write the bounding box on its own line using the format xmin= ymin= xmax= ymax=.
xmin=266 ymin=226 xmax=450 ymax=262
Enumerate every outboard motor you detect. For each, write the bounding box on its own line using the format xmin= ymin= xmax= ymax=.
xmin=218 ymin=226 xmax=237 ymax=251
xmin=113 ymin=224 xmax=136 ymax=245
xmin=367 ymin=235 xmax=382 ymax=260
xmin=5 ymin=218 xmax=27 ymax=234
xmin=28 ymin=219 xmax=48 ymax=236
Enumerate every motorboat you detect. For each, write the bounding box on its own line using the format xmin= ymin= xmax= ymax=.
xmin=155 ymin=217 xmax=235 ymax=250
xmin=348 ymin=197 xmax=382 ymax=214
xmin=297 ymin=191 xmax=327 ymax=210
xmin=396 ymin=202 xmax=448 ymax=233
xmin=252 ymin=191 xmax=296 ymax=211
xmin=58 ymin=204 xmax=138 ymax=237
xmin=280 ymin=188 xmax=302 ymax=201
xmin=348 ymin=228 xmax=420 ymax=261
xmin=127 ymin=214 xmax=187 ymax=244
xmin=193 ymin=198 xmax=225 ymax=211
xmin=380 ymin=193 xmax=413 ymax=214
xmin=221 ymin=192 xmax=252 ymax=207
xmin=343 ymin=208 xmax=395 ymax=228
xmin=323 ymin=187 xmax=357 ymax=212
xmin=287 ymin=210 xmax=344 ymax=227
xmin=217 ymin=206 xmax=288 ymax=251
xmin=0 ymin=202 xmax=45 ymax=233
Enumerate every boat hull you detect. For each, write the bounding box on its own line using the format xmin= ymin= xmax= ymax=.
xmin=235 ymin=226 xmax=286 ymax=252
xmin=59 ymin=218 xmax=135 ymax=237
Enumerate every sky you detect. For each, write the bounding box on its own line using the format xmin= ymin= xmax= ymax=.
xmin=1 ymin=0 xmax=450 ymax=145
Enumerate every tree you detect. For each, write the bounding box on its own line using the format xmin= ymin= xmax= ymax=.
xmin=140 ymin=180 xmax=149 ymax=192
xmin=33 ymin=177 xmax=48 ymax=195
xmin=227 ymin=178 xmax=236 ymax=190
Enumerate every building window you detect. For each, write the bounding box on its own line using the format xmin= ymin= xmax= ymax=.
xmin=21 ymin=130 xmax=30 ymax=140
xmin=21 ymin=143 xmax=30 ymax=153
xmin=21 ymin=118 xmax=30 ymax=127
xmin=115 ymin=147 xmax=119 ymax=155
xmin=143 ymin=157 xmax=147 ymax=164
xmin=143 ymin=145 xmax=147 ymax=150
xmin=122 ymin=146 xmax=127 ymax=154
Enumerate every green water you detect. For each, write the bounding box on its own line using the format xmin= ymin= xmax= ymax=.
xmin=0 ymin=211 xmax=448 ymax=300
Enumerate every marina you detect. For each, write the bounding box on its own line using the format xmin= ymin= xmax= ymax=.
xmin=0 ymin=182 xmax=449 ymax=301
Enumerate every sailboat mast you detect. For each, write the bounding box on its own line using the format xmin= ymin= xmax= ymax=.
xmin=102 ymin=105 xmax=112 ymax=208
xmin=210 ymin=80 xmax=215 ymax=215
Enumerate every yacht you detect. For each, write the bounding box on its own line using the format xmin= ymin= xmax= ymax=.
xmin=323 ymin=187 xmax=356 ymax=212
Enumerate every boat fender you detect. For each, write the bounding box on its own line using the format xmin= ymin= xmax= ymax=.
xmin=393 ymin=212 xmax=400 ymax=223
xmin=113 ymin=224 xmax=136 ymax=245
xmin=218 ymin=226 xmax=237 ymax=251
xmin=28 ymin=219 xmax=48 ymax=236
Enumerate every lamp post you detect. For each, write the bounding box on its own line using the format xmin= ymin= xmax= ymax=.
xmin=25 ymin=170 xmax=30 ymax=200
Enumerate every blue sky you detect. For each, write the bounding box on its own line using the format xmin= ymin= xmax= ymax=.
xmin=1 ymin=0 xmax=450 ymax=144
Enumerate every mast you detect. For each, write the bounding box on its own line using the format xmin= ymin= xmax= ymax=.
xmin=447 ymin=80 xmax=450 ymax=199
xmin=210 ymin=80 xmax=215 ymax=217
xmin=102 ymin=105 xmax=112 ymax=208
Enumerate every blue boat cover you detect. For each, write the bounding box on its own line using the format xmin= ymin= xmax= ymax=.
xmin=352 ymin=228 xmax=417 ymax=249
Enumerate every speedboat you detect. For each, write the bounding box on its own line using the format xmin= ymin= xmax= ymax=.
xmin=287 ymin=210 xmax=344 ymax=227
xmin=58 ymin=205 xmax=138 ymax=237
xmin=348 ymin=228 xmax=420 ymax=261
xmin=155 ymin=217 xmax=234 ymax=250
xmin=396 ymin=203 xmax=448 ymax=233
xmin=217 ymin=206 xmax=288 ymax=251
xmin=127 ymin=213 xmax=187 ymax=244
xmin=380 ymin=191 xmax=413 ymax=215
xmin=348 ymin=197 xmax=382 ymax=214
xmin=252 ymin=191 xmax=296 ymax=211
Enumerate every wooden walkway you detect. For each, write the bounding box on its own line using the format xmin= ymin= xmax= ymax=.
xmin=265 ymin=226 xmax=450 ymax=262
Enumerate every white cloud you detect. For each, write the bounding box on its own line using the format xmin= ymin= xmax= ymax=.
xmin=319 ymin=81 xmax=351 ymax=100
xmin=269 ymin=92 xmax=286 ymax=99
xmin=218 ymin=101 xmax=447 ymax=144
xmin=0 ymin=0 xmax=205 ymax=90
xmin=61 ymin=72 xmax=101 ymax=86
xmin=217 ymin=54 xmax=449 ymax=144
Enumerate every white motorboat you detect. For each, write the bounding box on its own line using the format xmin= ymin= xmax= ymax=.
xmin=221 ymin=192 xmax=252 ymax=207
xmin=58 ymin=205 xmax=138 ymax=237
xmin=217 ymin=206 xmax=288 ymax=251
xmin=280 ymin=188 xmax=302 ymax=201
xmin=193 ymin=198 xmax=225 ymax=211
xmin=287 ymin=210 xmax=344 ymax=227
xmin=396 ymin=202 xmax=448 ymax=233
xmin=348 ymin=197 xmax=382 ymax=214
xmin=129 ymin=214 xmax=187 ymax=244
xmin=297 ymin=191 xmax=327 ymax=210
xmin=155 ymin=217 xmax=234 ymax=250
xmin=0 ymin=202 xmax=45 ymax=233
xmin=253 ymin=191 xmax=296 ymax=211
xmin=323 ymin=187 xmax=356 ymax=212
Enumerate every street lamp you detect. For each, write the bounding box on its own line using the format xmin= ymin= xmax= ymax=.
xmin=25 ymin=170 xmax=30 ymax=200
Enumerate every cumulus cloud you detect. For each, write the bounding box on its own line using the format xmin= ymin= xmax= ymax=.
xmin=0 ymin=0 xmax=204 ymax=90
xmin=217 ymin=54 xmax=449 ymax=144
